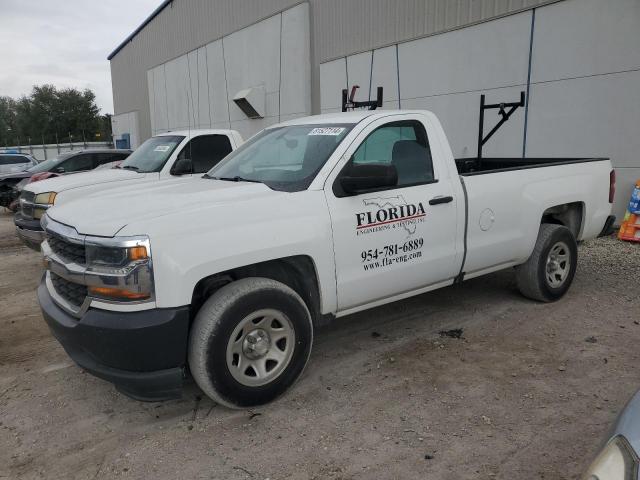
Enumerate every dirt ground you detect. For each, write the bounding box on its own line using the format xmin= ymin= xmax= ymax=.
xmin=1 ymin=210 xmax=639 ymax=480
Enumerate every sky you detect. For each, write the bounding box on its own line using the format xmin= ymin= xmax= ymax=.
xmin=0 ymin=0 xmax=160 ymax=114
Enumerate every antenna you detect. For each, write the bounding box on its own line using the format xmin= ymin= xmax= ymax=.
xmin=341 ymin=86 xmax=383 ymax=112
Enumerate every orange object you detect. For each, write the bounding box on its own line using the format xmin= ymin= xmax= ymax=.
xmin=618 ymin=179 xmax=640 ymax=242
xmin=88 ymin=286 xmax=150 ymax=301
xmin=128 ymin=245 xmax=148 ymax=261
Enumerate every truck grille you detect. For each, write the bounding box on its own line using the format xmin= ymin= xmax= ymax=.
xmin=50 ymin=272 xmax=88 ymax=308
xmin=20 ymin=191 xmax=35 ymax=219
xmin=47 ymin=234 xmax=86 ymax=265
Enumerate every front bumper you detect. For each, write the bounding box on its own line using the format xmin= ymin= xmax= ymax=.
xmin=14 ymin=212 xmax=45 ymax=251
xmin=38 ymin=276 xmax=191 ymax=401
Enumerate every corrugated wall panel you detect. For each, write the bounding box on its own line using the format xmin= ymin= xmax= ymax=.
xmin=110 ymin=0 xmax=563 ymax=140
xmin=280 ymin=3 xmax=312 ymax=121
xmin=205 ymin=40 xmax=230 ymax=129
xmin=309 ymin=0 xmax=561 ymax=63
xmin=196 ymin=47 xmax=210 ymax=129
xmin=146 ymin=70 xmax=155 ymax=135
xmin=525 ymin=0 xmax=640 ymax=219
xmin=319 ymin=59 xmax=347 ymax=112
xmin=110 ymin=0 xmax=302 ymax=139
xmin=371 ymin=46 xmax=400 ymax=108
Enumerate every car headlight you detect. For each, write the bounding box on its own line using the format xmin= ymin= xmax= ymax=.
xmin=585 ymin=436 xmax=638 ymax=480
xmin=33 ymin=191 xmax=57 ymax=219
xmin=85 ymin=242 xmax=153 ymax=302
xmin=34 ymin=191 xmax=57 ymax=205
xmin=86 ymin=244 xmax=148 ymax=268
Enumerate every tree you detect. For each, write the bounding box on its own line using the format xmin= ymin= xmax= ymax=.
xmin=0 ymin=85 xmax=107 ymax=146
xmin=0 ymin=97 xmax=18 ymax=147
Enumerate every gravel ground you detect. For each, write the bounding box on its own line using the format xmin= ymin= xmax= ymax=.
xmin=1 ymin=210 xmax=639 ymax=480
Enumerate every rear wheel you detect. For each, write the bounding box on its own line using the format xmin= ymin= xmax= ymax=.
xmin=188 ymin=277 xmax=313 ymax=409
xmin=515 ymin=224 xmax=578 ymax=302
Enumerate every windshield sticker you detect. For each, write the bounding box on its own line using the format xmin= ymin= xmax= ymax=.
xmin=154 ymin=145 xmax=171 ymax=152
xmin=308 ymin=127 xmax=345 ymax=136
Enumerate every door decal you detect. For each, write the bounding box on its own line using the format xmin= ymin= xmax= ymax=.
xmin=354 ymin=195 xmax=427 ymax=272
xmin=355 ymin=195 xmax=426 ymax=237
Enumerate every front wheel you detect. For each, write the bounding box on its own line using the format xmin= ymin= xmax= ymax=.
xmin=515 ymin=224 xmax=578 ymax=302
xmin=188 ymin=277 xmax=313 ymax=409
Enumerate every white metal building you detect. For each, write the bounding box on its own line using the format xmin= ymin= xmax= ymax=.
xmin=108 ymin=0 xmax=640 ymax=218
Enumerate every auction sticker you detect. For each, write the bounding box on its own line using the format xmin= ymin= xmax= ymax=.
xmin=308 ymin=127 xmax=345 ymax=136
xmin=154 ymin=145 xmax=171 ymax=152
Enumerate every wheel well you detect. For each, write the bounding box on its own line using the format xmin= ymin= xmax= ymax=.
xmin=191 ymin=256 xmax=324 ymax=326
xmin=541 ymin=202 xmax=584 ymax=238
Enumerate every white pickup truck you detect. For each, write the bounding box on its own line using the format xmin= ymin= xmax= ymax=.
xmin=15 ymin=129 xmax=243 ymax=250
xmin=37 ymin=110 xmax=615 ymax=408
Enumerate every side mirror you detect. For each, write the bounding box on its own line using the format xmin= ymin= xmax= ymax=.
xmin=172 ymin=157 xmax=193 ymax=175
xmin=339 ymin=163 xmax=398 ymax=195
xmin=55 ymin=166 xmax=65 ymax=174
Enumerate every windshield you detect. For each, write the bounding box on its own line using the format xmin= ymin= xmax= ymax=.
xmin=28 ymin=152 xmax=73 ymax=173
xmin=0 ymin=155 xmax=29 ymax=165
xmin=119 ymin=135 xmax=184 ymax=173
xmin=206 ymin=124 xmax=353 ymax=192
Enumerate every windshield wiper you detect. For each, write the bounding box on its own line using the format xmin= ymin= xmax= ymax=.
xmin=209 ymin=175 xmax=263 ymax=184
xmin=120 ymin=165 xmax=140 ymax=171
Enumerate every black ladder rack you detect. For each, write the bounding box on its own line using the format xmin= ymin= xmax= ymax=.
xmin=341 ymin=86 xmax=383 ymax=112
xmin=477 ymin=91 xmax=525 ymax=161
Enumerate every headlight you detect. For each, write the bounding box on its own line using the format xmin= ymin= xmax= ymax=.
xmin=85 ymin=242 xmax=153 ymax=302
xmin=33 ymin=191 xmax=57 ymax=219
xmin=34 ymin=191 xmax=57 ymax=205
xmin=86 ymin=244 xmax=148 ymax=267
xmin=585 ymin=436 xmax=638 ymax=480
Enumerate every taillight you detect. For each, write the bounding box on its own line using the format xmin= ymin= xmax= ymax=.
xmin=609 ymin=169 xmax=616 ymax=203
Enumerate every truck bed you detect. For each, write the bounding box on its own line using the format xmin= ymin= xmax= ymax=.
xmin=455 ymin=157 xmax=608 ymax=176
xmin=456 ymin=156 xmax=613 ymax=279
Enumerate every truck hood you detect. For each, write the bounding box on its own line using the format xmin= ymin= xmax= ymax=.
xmin=25 ymin=168 xmax=149 ymax=195
xmin=46 ymin=178 xmax=281 ymax=237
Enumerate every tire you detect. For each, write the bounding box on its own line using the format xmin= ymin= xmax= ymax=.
xmin=188 ymin=277 xmax=313 ymax=409
xmin=515 ymin=224 xmax=578 ymax=302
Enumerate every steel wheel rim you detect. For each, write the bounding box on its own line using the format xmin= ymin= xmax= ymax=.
xmin=546 ymin=241 xmax=571 ymax=288
xmin=226 ymin=308 xmax=295 ymax=387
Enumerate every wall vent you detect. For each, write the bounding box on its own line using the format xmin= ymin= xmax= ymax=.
xmin=233 ymin=86 xmax=265 ymax=119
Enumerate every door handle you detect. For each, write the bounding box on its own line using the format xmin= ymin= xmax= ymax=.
xmin=429 ymin=195 xmax=453 ymax=206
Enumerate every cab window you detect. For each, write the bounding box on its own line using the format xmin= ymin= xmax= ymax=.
xmin=59 ymin=153 xmax=94 ymax=172
xmin=177 ymin=135 xmax=233 ymax=173
xmin=348 ymin=120 xmax=434 ymax=187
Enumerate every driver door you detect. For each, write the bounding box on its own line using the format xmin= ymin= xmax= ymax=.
xmin=325 ymin=114 xmax=460 ymax=312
